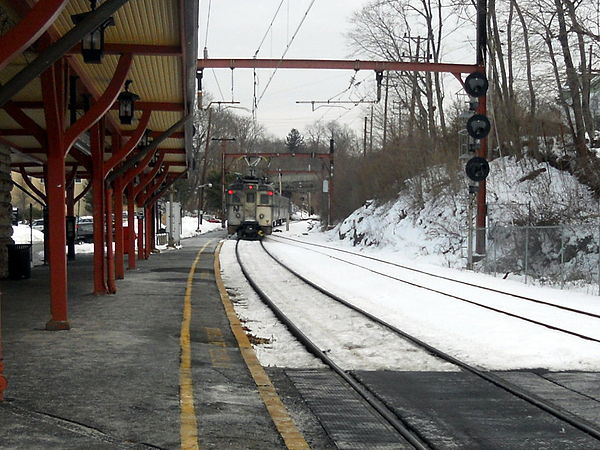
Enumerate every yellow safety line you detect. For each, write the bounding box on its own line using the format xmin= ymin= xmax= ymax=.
xmin=214 ymin=241 xmax=310 ymax=450
xmin=180 ymin=240 xmax=213 ymax=450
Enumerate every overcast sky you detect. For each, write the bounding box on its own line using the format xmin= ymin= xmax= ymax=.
xmin=198 ymin=0 xmax=378 ymax=139
xmin=198 ymin=1 xmax=477 ymax=141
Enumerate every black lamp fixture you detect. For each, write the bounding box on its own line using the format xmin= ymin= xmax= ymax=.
xmin=141 ymin=129 xmax=153 ymax=147
xmin=117 ymin=80 xmax=139 ymax=125
xmin=71 ymin=0 xmax=115 ymax=64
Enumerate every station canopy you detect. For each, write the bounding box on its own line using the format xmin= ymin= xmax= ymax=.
xmin=0 ymin=0 xmax=198 ymax=181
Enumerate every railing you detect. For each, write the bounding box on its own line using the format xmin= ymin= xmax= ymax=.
xmin=471 ymin=223 xmax=600 ymax=295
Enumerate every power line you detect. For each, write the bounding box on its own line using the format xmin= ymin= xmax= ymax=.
xmin=256 ymin=0 xmax=318 ymax=107
xmin=211 ymin=68 xmax=225 ymax=100
xmin=203 ymin=0 xmax=212 ymax=48
xmin=254 ymin=0 xmax=286 ymax=58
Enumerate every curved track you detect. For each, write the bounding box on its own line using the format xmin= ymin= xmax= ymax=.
xmin=234 ymin=239 xmax=600 ymax=447
xmin=266 ymin=234 xmax=600 ymax=344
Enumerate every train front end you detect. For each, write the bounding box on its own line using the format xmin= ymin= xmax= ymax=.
xmin=226 ymin=177 xmax=277 ymax=239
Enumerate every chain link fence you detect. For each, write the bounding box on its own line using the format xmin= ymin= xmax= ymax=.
xmin=471 ymin=223 xmax=600 ymax=295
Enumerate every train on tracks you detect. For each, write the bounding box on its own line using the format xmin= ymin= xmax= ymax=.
xmin=226 ymin=175 xmax=289 ymax=239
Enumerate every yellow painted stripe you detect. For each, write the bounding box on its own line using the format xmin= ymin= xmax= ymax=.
xmin=214 ymin=242 xmax=310 ymax=450
xmin=180 ymin=240 xmax=213 ymax=450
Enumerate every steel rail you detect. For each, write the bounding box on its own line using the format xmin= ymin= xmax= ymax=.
xmin=268 ymin=235 xmax=600 ymax=320
xmin=259 ymin=240 xmax=600 ymax=442
xmin=234 ymin=240 xmax=431 ymax=450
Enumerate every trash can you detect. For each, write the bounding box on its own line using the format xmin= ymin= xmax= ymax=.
xmin=7 ymin=244 xmax=31 ymax=280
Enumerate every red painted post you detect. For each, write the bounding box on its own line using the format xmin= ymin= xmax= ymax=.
xmin=105 ymin=185 xmax=116 ymax=293
xmin=42 ymin=60 xmax=70 ymax=331
xmin=145 ymin=205 xmax=152 ymax=258
xmin=476 ymin=94 xmax=487 ymax=254
xmin=126 ymin=186 xmax=137 ymax=270
xmin=113 ymin=177 xmax=125 ymax=279
xmin=91 ymin=122 xmax=107 ymax=294
xmin=137 ymin=210 xmax=144 ymax=260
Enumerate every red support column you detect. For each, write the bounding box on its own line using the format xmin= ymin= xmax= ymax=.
xmin=137 ymin=209 xmax=144 ymax=260
xmin=126 ymin=186 xmax=137 ymax=270
xmin=114 ymin=177 xmax=125 ymax=279
xmin=105 ymin=184 xmax=116 ymax=293
xmin=145 ymin=205 xmax=153 ymax=258
xmin=91 ymin=122 xmax=107 ymax=295
xmin=41 ymin=59 xmax=70 ymax=331
xmin=476 ymin=94 xmax=488 ymax=254
xmin=0 ymin=0 xmax=68 ymax=71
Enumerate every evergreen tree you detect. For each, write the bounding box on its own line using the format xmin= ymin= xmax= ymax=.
xmin=285 ymin=128 xmax=304 ymax=152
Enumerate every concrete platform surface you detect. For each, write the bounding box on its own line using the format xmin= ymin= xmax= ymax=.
xmin=0 ymin=232 xmax=298 ymax=449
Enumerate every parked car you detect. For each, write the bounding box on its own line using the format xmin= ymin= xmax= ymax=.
xmin=204 ymin=214 xmax=221 ymax=223
xmin=76 ymin=216 xmax=94 ymax=243
xmin=31 ymin=219 xmax=45 ymax=232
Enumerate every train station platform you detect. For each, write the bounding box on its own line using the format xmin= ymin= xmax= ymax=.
xmin=0 ymin=231 xmax=316 ymax=449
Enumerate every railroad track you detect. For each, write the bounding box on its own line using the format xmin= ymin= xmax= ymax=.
xmin=266 ymin=234 xmax=600 ymax=344
xmin=233 ymin=239 xmax=600 ymax=449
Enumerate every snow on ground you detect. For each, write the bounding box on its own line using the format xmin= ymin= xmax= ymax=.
xmin=11 ymin=216 xmax=223 ymax=259
xmin=220 ymin=220 xmax=600 ymax=372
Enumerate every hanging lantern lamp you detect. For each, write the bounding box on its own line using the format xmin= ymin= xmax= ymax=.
xmin=117 ymin=80 xmax=140 ymax=125
xmin=71 ymin=0 xmax=115 ymax=64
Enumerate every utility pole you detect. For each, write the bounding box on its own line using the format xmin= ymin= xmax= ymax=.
xmin=197 ymin=108 xmax=212 ymax=230
xmin=328 ymin=137 xmax=334 ymax=229
xmin=212 ymin=137 xmax=236 ymax=229
xmin=475 ymin=0 xmax=488 ymax=254
xmin=363 ymin=116 xmax=368 ymax=157
xmin=369 ymin=104 xmax=374 ymax=153
xmin=383 ymin=72 xmax=389 ymax=149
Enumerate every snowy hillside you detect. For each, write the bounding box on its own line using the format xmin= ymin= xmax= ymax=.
xmin=328 ymin=156 xmax=600 ymax=293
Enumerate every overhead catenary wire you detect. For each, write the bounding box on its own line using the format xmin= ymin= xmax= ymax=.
xmin=256 ymin=0 xmax=318 ymax=107
xmin=254 ymin=0 xmax=286 ymax=58
xmin=203 ymin=0 xmax=212 ymax=49
xmin=252 ymin=0 xmax=286 ymax=117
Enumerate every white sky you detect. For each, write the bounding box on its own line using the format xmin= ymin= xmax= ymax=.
xmin=198 ymin=0 xmax=384 ymax=139
xmin=198 ymin=1 xmax=479 ymax=141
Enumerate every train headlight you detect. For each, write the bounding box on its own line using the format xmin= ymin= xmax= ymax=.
xmin=235 ymin=213 xmax=241 ymax=218
xmin=259 ymin=214 xmax=265 ymax=219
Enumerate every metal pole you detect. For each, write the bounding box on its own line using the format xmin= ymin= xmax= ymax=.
xmin=369 ymin=104 xmax=374 ymax=153
xmin=221 ymin=141 xmax=226 ymax=229
xmin=329 ymin=138 xmax=334 ymax=228
xmin=198 ymin=108 xmax=212 ymax=230
xmin=524 ymin=226 xmax=529 ymax=285
xmin=383 ymin=72 xmax=389 ymax=149
xmin=467 ymin=192 xmax=474 ymax=270
xmin=363 ymin=117 xmax=367 ymax=157
xmin=524 ymin=201 xmax=531 ymax=284
xmin=167 ymin=189 xmax=175 ymax=247
xmin=475 ymin=0 xmax=488 ymax=255
xmin=560 ymin=227 xmax=565 ymax=289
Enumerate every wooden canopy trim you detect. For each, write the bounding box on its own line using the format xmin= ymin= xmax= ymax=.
xmin=103 ymin=109 xmax=151 ymax=176
xmin=19 ymin=166 xmax=47 ymax=203
xmin=0 ymin=0 xmax=133 ymax=108
xmin=3 ymin=103 xmax=47 ymax=145
xmin=0 ymin=0 xmax=68 ymax=72
xmin=66 ymin=43 xmax=182 ymax=56
xmin=64 ymin=53 xmax=133 ymax=155
xmin=133 ymin=153 xmax=166 ymax=200
xmin=136 ymin=167 xmax=169 ymax=206
xmin=143 ymin=169 xmax=186 ymax=208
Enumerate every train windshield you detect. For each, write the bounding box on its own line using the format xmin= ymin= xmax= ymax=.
xmin=246 ymin=192 xmax=255 ymax=203
xmin=259 ymin=194 xmax=271 ymax=205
